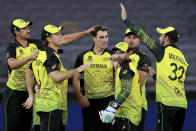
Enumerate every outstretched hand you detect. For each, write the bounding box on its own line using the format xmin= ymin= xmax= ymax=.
xmin=77 ymin=62 xmax=92 ymax=73
xmin=120 ymin=3 xmax=127 ymax=21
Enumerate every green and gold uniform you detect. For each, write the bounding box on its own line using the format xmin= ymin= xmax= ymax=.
xmin=75 ymin=46 xmax=114 ymax=130
xmin=129 ymin=48 xmax=151 ymax=131
xmin=124 ymin=19 xmax=188 ymax=131
xmin=3 ymin=39 xmax=42 ymax=131
xmin=29 ymin=47 xmax=68 ymax=130
xmin=7 ymin=39 xmax=42 ymax=91
xmin=129 ymin=48 xmax=151 ymax=111
xmin=112 ymin=59 xmax=142 ymax=128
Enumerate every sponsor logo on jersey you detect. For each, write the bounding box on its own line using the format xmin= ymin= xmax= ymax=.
xmin=19 ymin=49 xmax=24 ymax=55
xmin=91 ymin=64 xmax=107 ymax=68
xmin=103 ymin=57 xmax=110 ymax=62
xmin=87 ymin=56 xmax=92 ymax=62
xmin=31 ymin=47 xmax=37 ymax=52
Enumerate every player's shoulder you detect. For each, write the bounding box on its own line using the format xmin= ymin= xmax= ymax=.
xmin=136 ymin=49 xmax=146 ymax=57
xmin=137 ymin=49 xmax=150 ymax=60
xmin=76 ymin=47 xmax=94 ymax=58
xmin=7 ymin=40 xmax=19 ymax=48
xmin=29 ymin=39 xmax=43 ymax=49
xmin=43 ymin=47 xmax=54 ymax=55
xmin=120 ymin=60 xmax=134 ymax=77
xmin=121 ymin=59 xmax=132 ymax=70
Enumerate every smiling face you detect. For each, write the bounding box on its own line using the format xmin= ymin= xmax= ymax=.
xmin=124 ymin=34 xmax=140 ymax=50
xmin=93 ymin=30 xmax=108 ymax=49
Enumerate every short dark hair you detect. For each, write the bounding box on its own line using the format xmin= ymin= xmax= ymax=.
xmin=43 ymin=39 xmax=49 ymax=47
xmin=124 ymin=32 xmax=138 ymax=39
xmin=92 ymin=25 xmax=109 ymax=37
xmin=165 ymin=29 xmax=179 ymax=44
xmin=10 ymin=24 xmax=20 ymax=36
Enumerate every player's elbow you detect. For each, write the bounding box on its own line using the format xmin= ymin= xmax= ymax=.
xmin=51 ymin=75 xmax=62 ymax=83
xmin=49 ymin=71 xmax=63 ymax=83
xmin=8 ymin=63 xmax=18 ymax=70
xmin=140 ymin=80 xmax=145 ymax=87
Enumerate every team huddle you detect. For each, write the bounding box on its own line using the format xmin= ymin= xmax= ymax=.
xmin=2 ymin=3 xmax=188 ymax=131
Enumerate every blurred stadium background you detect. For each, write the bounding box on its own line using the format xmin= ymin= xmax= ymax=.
xmin=0 ymin=0 xmax=195 ymax=130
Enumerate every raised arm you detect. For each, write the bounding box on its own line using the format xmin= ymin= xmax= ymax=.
xmin=61 ymin=26 xmax=96 ymax=45
xmin=120 ymin=3 xmax=164 ymax=62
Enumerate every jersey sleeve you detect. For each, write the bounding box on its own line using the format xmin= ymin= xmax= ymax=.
xmin=115 ymin=63 xmax=135 ymax=105
xmin=138 ymin=55 xmax=151 ymax=73
xmin=30 ymin=39 xmax=44 ymax=50
xmin=44 ymin=52 xmax=60 ymax=74
xmin=124 ymin=19 xmax=165 ymax=62
xmin=6 ymin=42 xmax=17 ymax=59
xmin=74 ymin=52 xmax=85 ymax=68
xmin=119 ymin=64 xmax=135 ymax=89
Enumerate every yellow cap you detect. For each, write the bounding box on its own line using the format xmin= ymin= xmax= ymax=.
xmin=12 ymin=19 xmax=32 ymax=30
xmin=112 ymin=42 xmax=129 ymax=52
xmin=44 ymin=24 xmax=63 ymax=34
xmin=125 ymin=28 xmax=136 ymax=36
xmin=41 ymin=24 xmax=63 ymax=40
xmin=157 ymin=26 xmax=180 ymax=42
xmin=156 ymin=27 xmax=175 ymax=34
xmin=125 ymin=28 xmax=132 ymax=34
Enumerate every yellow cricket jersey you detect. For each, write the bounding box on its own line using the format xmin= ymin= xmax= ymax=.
xmin=75 ymin=47 xmax=114 ymax=99
xmin=115 ymin=59 xmax=142 ymax=126
xmin=123 ymin=18 xmax=189 ymax=109
xmin=129 ymin=48 xmax=151 ymax=111
xmin=30 ymin=47 xmax=68 ymax=124
xmin=156 ymin=45 xmax=188 ymax=109
xmin=6 ymin=39 xmax=43 ymax=91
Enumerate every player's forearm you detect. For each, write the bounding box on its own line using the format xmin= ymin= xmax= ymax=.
xmin=61 ymin=31 xmax=88 ymax=45
xmin=115 ymin=80 xmax=132 ymax=105
xmin=124 ymin=19 xmax=163 ymax=60
xmin=8 ymin=57 xmax=32 ymax=70
xmin=73 ymin=79 xmax=83 ymax=99
xmin=26 ymin=69 xmax=35 ymax=97
xmin=72 ymin=73 xmax=85 ymax=101
xmin=49 ymin=68 xmax=80 ymax=82
xmin=116 ymin=87 xmax=131 ymax=106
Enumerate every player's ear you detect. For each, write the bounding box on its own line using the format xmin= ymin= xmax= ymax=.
xmin=14 ymin=29 xmax=20 ymax=35
xmin=165 ymin=36 xmax=170 ymax=43
xmin=46 ymin=36 xmax=51 ymax=43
